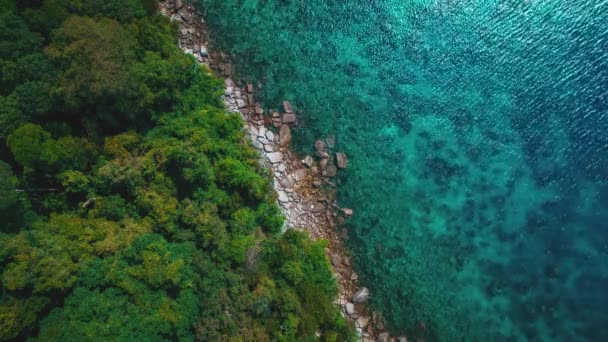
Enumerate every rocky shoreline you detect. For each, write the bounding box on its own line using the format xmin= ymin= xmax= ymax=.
xmin=159 ymin=1 xmax=404 ymax=341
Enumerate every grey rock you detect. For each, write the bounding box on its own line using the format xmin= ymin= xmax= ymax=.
xmin=336 ymin=152 xmax=348 ymax=169
xmin=279 ymin=125 xmax=292 ymax=146
xmin=350 ymin=272 xmax=359 ymax=281
xmin=252 ymin=140 xmax=263 ymax=150
xmin=377 ymin=332 xmax=389 ymax=342
xmin=356 ymin=316 xmax=369 ymax=329
xmin=331 ymin=254 xmax=341 ymax=267
xmin=396 ymin=337 xmax=408 ymax=342
xmin=277 ymin=191 xmax=289 ymax=203
xmin=282 ymin=113 xmax=297 ymax=124
xmin=352 ymin=287 xmax=369 ymax=304
xmin=237 ymin=99 xmax=246 ymax=108
xmin=302 ymin=155 xmax=314 ymax=167
xmin=248 ymin=124 xmax=258 ymax=136
xmin=264 ymin=144 xmax=274 ymax=152
xmin=345 ymin=302 xmax=355 ymax=315
xmin=200 ymin=46 xmax=208 ymax=57
xmin=225 ymin=87 xmax=233 ymax=96
xmin=257 ymin=125 xmax=267 ymax=138
xmin=225 ymin=78 xmax=235 ymax=87
xmin=309 ymin=203 xmax=324 ymax=213
xmin=279 ymin=177 xmax=294 ymax=189
xmin=193 ymin=44 xmax=200 ymax=53
xmin=267 ymin=152 xmax=283 ymax=164
xmin=294 ymin=169 xmax=307 ymax=182
xmin=265 ymin=130 xmax=275 ymax=141
xmin=175 ymin=0 xmax=184 ymax=9
xmin=278 ymin=164 xmax=286 ymax=172
xmin=178 ymin=7 xmax=191 ymax=22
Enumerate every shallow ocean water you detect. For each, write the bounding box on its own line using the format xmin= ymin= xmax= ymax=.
xmin=199 ymin=0 xmax=608 ymax=340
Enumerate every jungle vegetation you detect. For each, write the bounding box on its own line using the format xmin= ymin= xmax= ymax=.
xmin=0 ymin=0 xmax=353 ymax=340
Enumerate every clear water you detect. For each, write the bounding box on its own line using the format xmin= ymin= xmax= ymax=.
xmin=199 ymin=0 xmax=608 ymax=340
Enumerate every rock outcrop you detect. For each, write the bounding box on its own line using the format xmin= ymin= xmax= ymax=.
xmin=353 ymin=287 xmax=370 ymax=304
xmin=158 ymin=2 xmax=396 ymax=341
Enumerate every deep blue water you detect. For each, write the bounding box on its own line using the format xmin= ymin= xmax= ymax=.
xmin=199 ymin=0 xmax=608 ymax=340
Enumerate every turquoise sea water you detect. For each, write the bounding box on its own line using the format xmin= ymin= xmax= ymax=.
xmin=198 ymin=0 xmax=608 ymax=340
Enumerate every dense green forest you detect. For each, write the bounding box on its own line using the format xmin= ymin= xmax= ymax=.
xmin=0 ymin=0 xmax=353 ymax=340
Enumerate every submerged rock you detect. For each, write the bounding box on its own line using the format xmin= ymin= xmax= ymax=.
xmin=319 ymin=158 xmax=329 ymax=170
xmin=352 ymin=287 xmax=369 ymax=303
xmin=283 ymin=100 xmax=293 ymax=113
xmin=324 ymin=165 xmax=337 ymax=178
xmin=317 ymin=151 xmax=330 ymax=159
xmin=326 ymin=135 xmax=336 ymax=148
xmin=341 ymin=208 xmax=353 ymax=217
xmin=314 ymin=139 xmax=327 ymax=152
xmin=279 ymin=125 xmax=292 ymax=146
xmin=336 ymin=152 xmax=348 ymax=169
xmin=283 ymin=113 xmax=297 ymax=124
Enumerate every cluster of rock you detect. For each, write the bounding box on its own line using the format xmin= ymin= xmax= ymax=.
xmin=225 ymin=87 xmax=352 ymax=235
xmin=161 ymin=0 xmax=211 ymax=64
xmin=159 ymin=1 xmax=407 ymax=341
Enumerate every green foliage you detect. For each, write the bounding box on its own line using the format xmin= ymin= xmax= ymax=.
xmin=0 ymin=295 xmax=48 ymax=340
xmin=216 ymin=157 xmax=269 ymax=203
xmin=47 ymin=16 xmax=137 ymax=112
xmin=0 ymin=161 xmax=35 ymax=233
xmin=7 ymin=123 xmax=58 ymax=170
xmin=0 ymin=2 xmax=353 ymax=341
xmin=0 ymin=95 xmax=27 ymax=141
xmin=55 ymin=136 xmax=99 ymax=171
xmin=0 ymin=162 xmax=20 ymax=214
xmin=37 ymin=287 xmax=196 ymax=341
xmin=261 ymin=230 xmax=353 ymax=341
